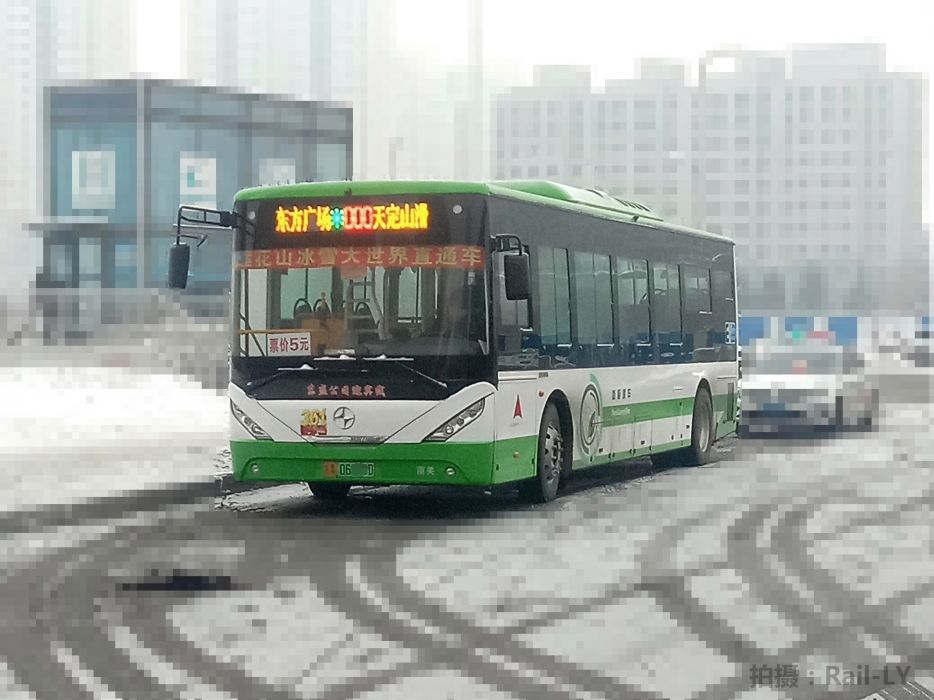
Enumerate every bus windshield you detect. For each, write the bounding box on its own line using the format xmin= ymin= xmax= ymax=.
xmin=229 ymin=193 xmax=493 ymax=396
xmin=234 ymin=247 xmax=488 ymax=359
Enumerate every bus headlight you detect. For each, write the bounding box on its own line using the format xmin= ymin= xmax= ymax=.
xmin=230 ymin=400 xmax=272 ymax=440
xmin=424 ymin=398 xmax=485 ymax=442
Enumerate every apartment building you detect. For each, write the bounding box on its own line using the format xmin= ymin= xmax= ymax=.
xmin=493 ymin=45 xmax=927 ymax=315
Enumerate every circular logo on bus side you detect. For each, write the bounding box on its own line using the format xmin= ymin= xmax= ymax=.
xmin=579 ymin=384 xmax=602 ymax=455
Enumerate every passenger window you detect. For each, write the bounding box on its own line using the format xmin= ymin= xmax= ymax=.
xmin=535 ymin=246 xmax=557 ymax=346
xmin=532 ymin=246 xmax=571 ymax=349
xmin=711 ymin=269 xmax=735 ymax=308
xmin=710 ymin=267 xmax=737 ymax=361
xmin=680 ymin=265 xmax=715 ymax=361
xmin=682 ymin=265 xmax=711 ymax=313
xmin=651 ymin=262 xmax=683 ymax=363
xmin=651 ymin=263 xmax=681 ymax=333
xmin=594 ymin=254 xmax=613 ymax=344
xmin=554 ymin=249 xmax=571 ymax=344
xmin=397 ymin=268 xmax=420 ymax=321
xmin=572 ymin=251 xmax=597 ymax=345
xmin=614 ymin=258 xmax=651 ymax=365
xmin=278 ymin=267 xmax=332 ymax=323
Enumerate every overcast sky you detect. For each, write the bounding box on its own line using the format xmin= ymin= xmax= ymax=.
xmin=138 ymin=0 xmax=931 ymax=218
xmin=397 ymin=0 xmax=932 ymax=79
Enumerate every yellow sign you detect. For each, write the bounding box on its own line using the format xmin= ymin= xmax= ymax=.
xmin=300 ymin=408 xmax=327 ymax=436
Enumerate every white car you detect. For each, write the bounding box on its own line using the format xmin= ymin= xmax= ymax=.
xmin=908 ymin=327 xmax=933 ymax=368
xmin=740 ymin=344 xmax=878 ymax=435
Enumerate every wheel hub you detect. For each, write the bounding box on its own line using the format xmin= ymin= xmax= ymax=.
xmin=697 ymin=400 xmax=710 ymax=452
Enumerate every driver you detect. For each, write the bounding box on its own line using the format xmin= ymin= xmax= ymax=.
xmin=431 ymin=282 xmax=485 ymax=340
xmin=314 ymin=293 xmax=330 ymax=321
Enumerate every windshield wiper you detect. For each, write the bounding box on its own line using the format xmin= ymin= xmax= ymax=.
xmin=245 ymin=356 xmax=447 ymax=395
xmin=313 ymin=348 xmax=447 ymax=390
xmin=361 ymin=356 xmax=448 ymax=389
xmin=245 ymin=364 xmax=320 ymax=395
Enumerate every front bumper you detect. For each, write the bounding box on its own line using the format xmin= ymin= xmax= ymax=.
xmin=231 ymin=440 xmax=502 ymax=487
xmin=742 ymin=401 xmax=836 ymax=433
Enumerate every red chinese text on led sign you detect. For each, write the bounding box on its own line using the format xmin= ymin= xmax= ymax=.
xmin=236 ymin=245 xmax=484 ymax=270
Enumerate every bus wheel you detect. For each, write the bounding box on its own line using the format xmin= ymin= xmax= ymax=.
xmin=834 ymin=396 xmax=847 ymax=432
xmin=520 ymin=403 xmax=565 ymax=503
xmin=308 ymin=483 xmax=351 ymax=501
xmin=683 ymin=387 xmax=714 ymax=466
xmin=861 ymin=389 xmax=879 ymax=430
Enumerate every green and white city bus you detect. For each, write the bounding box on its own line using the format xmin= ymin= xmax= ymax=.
xmin=169 ymin=180 xmax=738 ymax=502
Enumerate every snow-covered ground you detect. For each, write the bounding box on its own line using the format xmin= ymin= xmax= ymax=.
xmin=0 ymin=339 xmax=927 ymax=512
xmin=0 ymin=366 xmax=228 ymax=512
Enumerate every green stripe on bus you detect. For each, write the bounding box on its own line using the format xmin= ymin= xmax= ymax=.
xmin=232 ymin=436 xmax=538 ymax=487
xmin=601 ymin=392 xmax=735 ymax=429
xmin=493 ymin=435 xmax=538 ymax=484
xmin=233 ymin=434 xmax=700 ymax=488
xmin=574 ymin=437 xmax=693 ymax=470
xmin=231 ymin=393 xmax=736 ymax=489
xmin=712 ymin=392 xmax=736 ymax=415
xmin=602 ymin=397 xmax=693 ymax=427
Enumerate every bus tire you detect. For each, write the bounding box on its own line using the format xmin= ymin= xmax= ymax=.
xmin=520 ymin=403 xmax=565 ymax=503
xmin=308 ymin=483 xmax=351 ymax=501
xmin=862 ymin=389 xmax=879 ymax=430
xmin=834 ymin=395 xmax=846 ymax=432
xmin=682 ymin=387 xmax=714 ymax=466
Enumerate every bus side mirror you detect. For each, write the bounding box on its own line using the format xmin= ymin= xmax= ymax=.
xmin=504 ymin=253 xmax=530 ymax=301
xmin=168 ymin=242 xmax=191 ymax=289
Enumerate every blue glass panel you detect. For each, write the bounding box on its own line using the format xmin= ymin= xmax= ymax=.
xmin=314 ymin=142 xmax=349 ymax=181
xmin=149 ymin=122 xmax=244 ymax=220
xmin=114 ymin=240 xmax=137 ymax=288
xmin=252 ymin=134 xmax=312 ymax=185
xmin=149 ymin=122 xmax=196 ymax=224
xmin=738 ymin=316 xmax=766 ymax=345
xmin=50 ymin=122 xmax=136 ymax=223
xmin=828 ymin=317 xmax=858 ymax=346
xmin=784 ymin=316 xmax=811 ymax=333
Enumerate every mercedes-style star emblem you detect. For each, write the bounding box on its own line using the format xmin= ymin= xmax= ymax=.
xmin=333 ymin=406 xmax=356 ymax=430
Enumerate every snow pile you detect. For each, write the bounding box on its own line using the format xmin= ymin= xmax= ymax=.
xmin=0 ymin=366 xmax=228 ymax=511
xmin=0 ymin=366 xmax=227 ymax=454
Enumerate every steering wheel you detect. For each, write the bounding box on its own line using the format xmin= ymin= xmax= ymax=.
xmin=293 ymin=298 xmax=312 ymax=316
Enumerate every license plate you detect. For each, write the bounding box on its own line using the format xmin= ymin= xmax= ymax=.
xmin=764 ymin=402 xmax=786 ymax=412
xmin=338 ymin=462 xmax=375 ymax=478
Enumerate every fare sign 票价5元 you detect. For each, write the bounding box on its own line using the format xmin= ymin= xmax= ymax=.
xmin=275 ymin=202 xmax=430 ymax=234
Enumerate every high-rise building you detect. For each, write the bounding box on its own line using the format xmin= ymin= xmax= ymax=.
xmin=179 ymin=0 xmax=500 ymax=183
xmin=182 ymin=0 xmax=350 ymax=102
xmin=180 ymin=0 xmax=403 ymax=181
xmin=52 ymin=0 xmax=137 ymax=80
xmin=1 ymin=0 xmax=139 ymax=304
xmin=492 ymin=45 xmax=927 ymax=316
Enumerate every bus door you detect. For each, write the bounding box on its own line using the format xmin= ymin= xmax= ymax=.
xmin=493 ymin=248 xmax=541 ymax=455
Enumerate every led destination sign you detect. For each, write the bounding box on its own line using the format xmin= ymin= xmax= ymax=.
xmin=275 ymin=202 xmax=430 ymax=234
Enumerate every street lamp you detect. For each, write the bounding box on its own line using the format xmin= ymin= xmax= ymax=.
xmin=388 ymin=136 xmax=404 ymax=180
